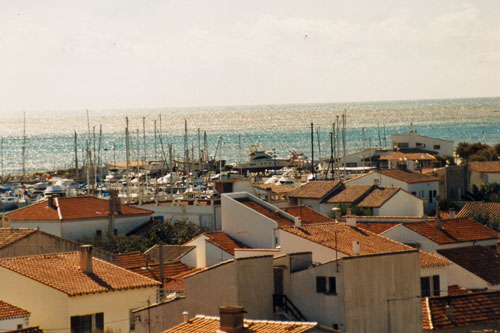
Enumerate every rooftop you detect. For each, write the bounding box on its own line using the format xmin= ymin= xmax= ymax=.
xmin=469 ymin=161 xmax=500 ymax=173
xmin=422 ymin=291 xmax=500 ymax=330
xmin=376 ymin=169 xmax=441 ymax=184
xmin=357 ymin=222 xmax=400 ymax=234
xmin=403 ymin=218 xmax=499 ymax=245
xmin=437 ymin=246 xmax=500 ymax=285
xmin=0 ymin=300 xmax=30 ymax=320
xmin=419 ymin=251 xmax=450 ymax=269
xmin=287 ymin=180 xmax=341 ymax=199
xmin=202 ymin=232 xmax=250 ymax=256
xmin=281 ymin=222 xmax=414 ymax=256
xmin=144 ymin=244 xmax=196 ymax=263
xmin=357 ymin=187 xmax=403 ymax=208
xmin=456 ymin=201 xmax=500 ymax=219
xmin=6 ymin=196 xmax=153 ymax=221
xmin=326 ymin=185 xmax=373 ymax=204
xmin=380 ymin=152 xmax=436 ymax=161
xmin=281 ymin=206 xmax=333 ymax=224
xmin=164 ymin=315 xmax=320 ymax=333
xmin=0 ymin=251 xmax=160 ymax=296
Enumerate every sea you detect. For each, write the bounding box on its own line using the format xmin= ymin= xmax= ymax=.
xmin=1 ymin=97 xmax=500 ymax=175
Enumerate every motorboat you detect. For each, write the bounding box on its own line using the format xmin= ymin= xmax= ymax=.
xmin=233 ymin=146 xmax=304 ymax=172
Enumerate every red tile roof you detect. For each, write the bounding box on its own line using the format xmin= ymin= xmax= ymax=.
xmin=164 ymin=315 xmax=320 ymax=332
xmin=203 ymin=232 xmax=250 ymax=256
xmin=380 ymin=152 xmax=436 ymax=161
xmin=114 ymin=251 xmax=148 ymax=268
xmin=447 ymin=285 xmax=468 ymax=296
xmin=357 ymin=222 xmax=400 ymax=234
xmin=164 ymin=268 xmax=203 ymax=292
xmin=403 ymin=218 xmax=499 ymax=244
xmin=469 ymin=161 xmax=500 ymax=173
xmin=419 ymin=251 xmax=450 ymax=269
xmin=0 ymin=300 xmax=30 ymax=320
xmin=377 ymin=169 xmax=440 ymax=184
xmin=0 ymin=228 xmax=37 ymax=249
xmin=144 ymin=245 xmax=195 ymax=262
xmin=281 ymin=206 xmax=333 ymax=224
xmin=357 ymin=187 xmax=402 ymax=208
xmin=456 ymin=201 xmax=500 ymax=220
xmin=0 ymin=251 xmax=160 ymax=296
xmin=326 ymin=185 xmax=373 ymax=203
xmin=437 ymin=246 xmax=500 ymax=285
xmin=287 ymin=180 xmax=341 ymax=199
xmin=129 ymin=261 xmax=195 ymax=283
xmin=6 ymin=196 xmax=153 ymax=221
xmin=281 ymin=222 xmax=414 ymax=256
xmin=422 ymin=291 xmax=500 ymax=330
xmin=237 ymin=199 xmax=295 ymax=228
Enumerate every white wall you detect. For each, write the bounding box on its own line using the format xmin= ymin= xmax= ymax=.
xmin=0 ymin=316 xmax=30 ymax=332
xmin=439 ymin=260 xmax=489 ymax=291
xmin=11 ymin=220 xmax=63 ymax=237
xmin=205 ymin=242 xmax=233 ymax=267
xmin=185 ymin=235 xmax=207 ymax=268
xmin=391 ymin=132 xmax=454 ymax=156
xmin=222 ymin=193 xmax=279 ymax=249
xmin=144 ymin=203 xmax=220 ymax=231
xmin=279 ymin=229 xmax=346 ymax=263
xmin=382 ymin=225 xmax=438 ymax=252
xmin=376 ymin=190 xmax=424 ymax=217
xmin=421 ymin=266 xmax=449 ymax=296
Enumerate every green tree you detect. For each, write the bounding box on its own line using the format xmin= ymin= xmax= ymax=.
xmin=455 ymin=142 xmax=498 ymax=162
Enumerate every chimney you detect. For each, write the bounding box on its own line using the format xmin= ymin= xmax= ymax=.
xmin=352 ymin=241 xmax=360 ymax=256
xmin=219 ymin=306 xmax=245 ymax=333
xmin=346 ymin=208 xmax=352 ymax=216
xmin=294 ymin=216 xmax=302 ymax=228
xmin=332 ymin=207 xmax=341 ymax=221
xmin=1 ymin=215 xmax=10 ymax=228
xmin=79 ymin=245 xmax=93 ymax=274
xmin=182 ymin=311 xmax=189 ymax=323
xmin=47 ymin=195 xmax=57 ymax=209
xmin=346 ymin=216 xmax=357 ymax=227
xmin=449 ymin=208 xmax=455 ymax=219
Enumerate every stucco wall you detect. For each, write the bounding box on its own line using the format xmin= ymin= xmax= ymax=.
xmin=0 ymin=317 xmax=29 ymax=331
xmin=221 ymin=194 xmax=278 ymax=249
xmin=421 ymin=266 xmax=449 ymax=296
xmin=279 ymin=229 xmax=346 ymax=263
xmin=377 ymin=190 xmax=424 ymax=217
xmin=438 ymin=260 xmax=488 ymax=291
xmin=343 ymin=251 xmax=421 ymax=333
xmin=134 ymin=297 xmax=187 ymax=333
xmin=143 ymin=203 xmax=220 ymax=231
xmin=206 ymin=241 xmax=233 ymax=267
xmin=383 ymin=225 xmax=439 ymax=252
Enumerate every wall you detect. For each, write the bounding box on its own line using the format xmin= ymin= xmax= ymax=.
xmin=279 ymin=230 xmax=346 ymax=263
xmin=0 ymin=267 xmax=69 ymax=332
xmin=383 ymin=225 xmax=439 ymax=252
xmin=143 ymin=203 xmax=220 ymax=231
xmin=185 ymin=235 xmax=207 ymax=268
xmin=438 ymin=260 xmax=488 ymax=291
xmin=62 ymin=215 xmax=150 ymax=241
xmin=376 ymin=190 xmax=424 ymax=217
xmin=343 ymin=251 xmax=421 ymax=333
xmin=205 ymin=241 xmax=233 ymax=267
xmin=234 ymin=249 xmax=281 ymax=258
xmin=391 ymin=132 xmax=454 ymax=156
xmin=134 ymin=297 xmax=187 ymax=333
xmin=10 ymin=220 xmax=62 ymax=237
xmin=221 ymin=193 xmax=278 ymax=249
xmin=0 ymin=231 xmax=114 ymax=263
xmin=421 ymin=266 xmax=449 ymax=296
xmin=0 ymin=316 xmax=29 ymax=331
xmin=69 ymin=287 xmax=158 ymax=333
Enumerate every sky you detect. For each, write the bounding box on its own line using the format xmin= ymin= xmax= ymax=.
xmin=1 ymin=0 xmax=500 ymax=112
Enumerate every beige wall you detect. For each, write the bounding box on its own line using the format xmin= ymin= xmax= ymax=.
xmin=376 ymin=190 xmax=424 ymax=217
xmin=343 ymin=251 xmax=422 ymax=333
xmin=134 ymin=297 xmax=187 ymax=333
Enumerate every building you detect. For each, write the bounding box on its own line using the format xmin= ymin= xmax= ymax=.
xmin=456 ymin=201 xmax=500 ymax=224
xmin=287 ymin=181 xmax=342 ymax=213
xmin=4 ymin=196 xmax=153 ymax=242
xmin=437 ymin=246 xmax=500 ymax=291
xmin=0 ymin=301 xmax=31 ymax=332
xmin=0 ymin=227 xmax=114 ymax=262
xmin=425 ymin=166 xmax=467 ymax=201
xmin=345 ymin=168 xmax=440 ymax=212
xmin=0 ymin=246 xmax=160 ymax=332
xmin=422 ymin=291 xmax=500 ymax=332
xmin=468 ymin=161 xmax=500 ymax=190
xmin=379 ymin=151 xmax=436 ymax=170
xmin=391 ymin=130 xmax=454 ymax=156
xmin=381 ymin=218 xmax=499 ymax=253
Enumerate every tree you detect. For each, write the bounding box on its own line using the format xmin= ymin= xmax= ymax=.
xmin=455 ymin=142 xmax=498 ymax=162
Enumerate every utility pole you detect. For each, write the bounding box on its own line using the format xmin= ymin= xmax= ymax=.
xmin=74 ymin=131 xmax=78 ymax=180
xmin=311 ymin=123 xmax=314 ymax=176
xmin=143 ymin=117 xmax=146 ymax=164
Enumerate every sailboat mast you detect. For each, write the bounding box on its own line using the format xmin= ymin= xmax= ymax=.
xmin=22 ymin=111 xmax=26 ymax=178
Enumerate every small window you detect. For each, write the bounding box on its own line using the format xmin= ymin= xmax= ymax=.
xmin=411 ymin=192 xmax=416 ymax=196
xmin=328 ymin=277 xmax=337 ymax=295
xmin=398 ymin=142 xmax=409 ymax=148
xmin=332 ymin=324 xmax=339 ymax=330
xmin=316 ymin=276 xmax=327 ymax=293
xmin=421 ymin=277 xmax=430 ymax=297
xmin=433 ymin=145 xmax=440 ymax=150
xmin=416 ymin=142 xmax=425 ymax=148
xmin=17 ymin=325 xmax=22 ymax=329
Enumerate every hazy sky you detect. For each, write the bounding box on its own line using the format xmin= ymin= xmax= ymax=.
xmin=1 ymin=0 xmax=500 ymax=112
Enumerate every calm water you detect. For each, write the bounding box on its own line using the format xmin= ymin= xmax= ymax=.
xmin=2 ymin=97 xmax=500 ymax=174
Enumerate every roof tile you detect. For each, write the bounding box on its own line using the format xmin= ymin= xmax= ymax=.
xmin=0 ymin=300 xmax=30 ymax=320
xmin=377 ymin=169 xmax=440 ymax=184
xmin=469 ymin=161 xmax=500 ymax=173
xmin=326 ymin=185 xmax=373 ymax=203
xmin=203 ymin=232 xmax=250 ymax=256
xmin=0 ymin=228 xmax=37 ymax=250
xmin=287 ymin=180 xmax=341 ymax=199
xmin=357 ymin=187 xmax=401 ymax=208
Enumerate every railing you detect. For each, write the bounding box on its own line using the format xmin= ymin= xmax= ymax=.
xmin=273 ymin=294 xmax=307 ymax=321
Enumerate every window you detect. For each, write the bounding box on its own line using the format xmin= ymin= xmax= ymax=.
xmin=71 ymin=313 xmax=103 ymax=333
xmin=332 ymin=324 xmax=339 ymax=330
xmin=416 ymin=142 xmax=425 ymax=148
xmin=433 ymin=145 xmax=440 ymax=150
xmin=411 ymin=192 xmax=416 ymax=196
xmin=421 ymin=275 xmax=440 ymax=297
xmin=17 ymin=325 xmax=22 ymax=330
xmin=113 ymin=229 xmax=118 ymax=236
xmin=316 ymin=277 xmax=327 ymax=293
xmin=95 ymin=230 xmax=102 ymax=240
xmin=328 ymin=277 xmax=337 ymax=295
xmin=397 ymin=142 xmax=409 ymax=148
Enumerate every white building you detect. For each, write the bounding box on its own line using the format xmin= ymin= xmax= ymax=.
xmin=468 ymin=161 xmax=500 ymax=191
xmin=0 ymin=301 xmax=31 ymax=332
xmin=391 ymin=130 xmax=454 ymax=156
xmin=0 ymin=246 xmax=160 ymax=333
xmin=5 ymin=196 xmax=153 ymax=242
xmin=345 ymin=168 xmax=440 ymax=212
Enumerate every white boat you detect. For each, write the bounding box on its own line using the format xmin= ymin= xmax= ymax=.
xmin=234 ymin=146 xmax=303 ymax=172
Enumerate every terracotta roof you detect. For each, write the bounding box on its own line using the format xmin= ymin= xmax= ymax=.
xmin=6 ymin=196 xmax=153 ymax=221
xmin=456 ymin=201 xmax=500 ymax=220
xmin=0 ymin=300 xmax=30 ymax=320
xmin=287 ymin=180 xmax=341 ymax=199
xmin=419 ymin=251 xmax=450 ymax=269
xmin=164 ymin=315 xmax=319 ymax=332
xmin=403 ymin=218 xmax=499 ymax=244
xmin=0 ymin=251 xmax=160 ymax=296
xmin=164 ymin=268 xmax=203 ymax=292
xmin=254 ymin=184 xmax=299 ymax=194
xmin=326 ymin=185 xmax=373 ymax=203
xmin=144 ymin=244 xmax=196 ymax=263
xmin=5 ymin=327 xmax=44 ymax=333
xmin=357 ymin=222 xmax=400 ymax=234
xmin=357 ymin=187 xmax=401 ymax=208
xmin=203 ymin=232 xmax=250 ymax=256
xmin=447 ymin=285 xmax=468 ymax=296
xmin=422 ymin=291 xmax=500 ymax=330
xmin=437 ymin=246 xmax=500 ymax=285
xmin=237 ymin=199 xmax=295 ymax=228
xmin=0 ymin=228 xmax=38 ymax=249
xmin=281 ymin=206 xmax=333 ymax=224
xmin=281 ymin=222 xmax=414 ymax=256
xmin=469 ymin=161 xmax=500 ymax=173
xmin=380 ymin=152 xmax=436 ymax=161
xmin=377 ymin=169 xmax=440 ymax=184
xmin=114 ymin=251 xmax=148 ymax=268
xmin=129 ymin=261 xmax=195 ymax=283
